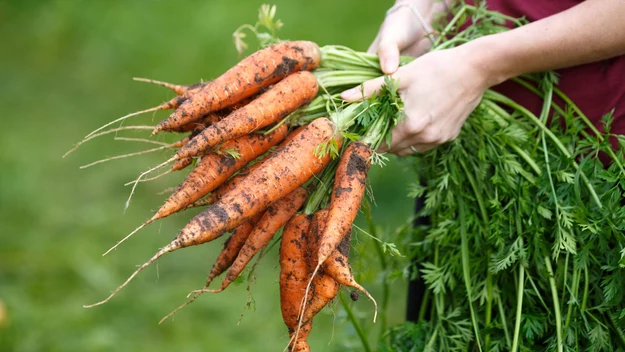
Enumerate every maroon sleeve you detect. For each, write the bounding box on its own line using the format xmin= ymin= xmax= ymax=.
xmin=483 ymin=0 xmax=625 ymax=135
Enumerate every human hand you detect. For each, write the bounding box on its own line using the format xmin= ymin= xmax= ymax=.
xmin=341 ymin=45 xmax=494 ymax=156
xmin=369 ymin=0 xmax=447 ymax=74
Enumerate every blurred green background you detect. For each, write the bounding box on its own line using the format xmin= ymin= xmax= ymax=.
xmin=0 ymin=1 xmax=417 ymax=351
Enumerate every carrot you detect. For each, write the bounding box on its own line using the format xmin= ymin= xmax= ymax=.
xmin=169 ymin=93 xmax=261 ymax=133
xmin=279 ymin=214 xmax=313 ymax=352
xmin=84 ymin=118 xmax=339 ymax=307
xmin=299 ymin=210 xmax=339 ymax=325
xmin=153 ymin=40 xmax=321 ymax=134
xmin=158 ymin=213 xmax=265 ymax=324
xmin=175 ymin=117 xmax=340 ymax=250
xmin=205 ymin=212 xmax=265 ymax=287
xmin=198 ymin=187 xmax=309 ymax=294
xmin=166 ymin=112 xmax=223 ymax=133
xmin=133 ymin=77 xmax=206 ymax=95
xmin=174 ymin=71 xmax=319 ymax=159
xmin=323 ymin=229 xmax=378 ymax=322
xmin=316 ymin=141 xmax=372 ymax=267
xmin=172 ymin=157 xmax=193 ymax=171
xmin=104 ymin=124 xmax=287 ymax=255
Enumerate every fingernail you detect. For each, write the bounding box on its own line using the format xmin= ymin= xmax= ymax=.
xmin=341 ymin=88 xmax=359 ymax=101
xmin=382 ymin=57 xmax=398 ymax=74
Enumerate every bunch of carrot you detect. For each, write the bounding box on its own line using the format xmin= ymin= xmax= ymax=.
xmin=65 ymin=7 xmax=407 ymax=348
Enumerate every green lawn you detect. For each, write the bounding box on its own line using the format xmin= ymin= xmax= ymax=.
xmin=0 ymin=1 xmax=416 ymax=350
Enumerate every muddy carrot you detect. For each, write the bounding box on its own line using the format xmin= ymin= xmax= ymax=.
xmin=175 ymin=71 xmax=319 ymax=159
xmin=316 ymin=141 xmax=372 ymax=266
xmin=153 ymin=40 xmax=321 ymax=133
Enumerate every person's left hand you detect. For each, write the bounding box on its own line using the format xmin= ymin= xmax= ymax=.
xmin=341 ymin=45 xmax=495 ymax=156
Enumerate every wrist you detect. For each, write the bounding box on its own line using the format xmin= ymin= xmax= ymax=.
xmin=460 ymin=34 xmax=519 ymax=89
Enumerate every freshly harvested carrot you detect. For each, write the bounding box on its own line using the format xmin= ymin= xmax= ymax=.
xmin=172 ymin=157 xmax=193 ymax=171
xmin=170 ymin=94 xmax=261 ymax=133
xmin=160 ymin=125 xmax=287 ymax=215
xmin=316 ymin=141 xmax=372 ymax=267
xmin=84 ymin=118 xmax=339 ymax=307
xmin=279 ymin=214 xmax=313 ymax=352
xmin=153 ymin=40 xmax=321 ymax=134
xmin=198 ymin=187 xmax=308 ymax=294
xmin=166 ymin=112 xmax=223 ymax=133
xmin=133 ymin=77 xmax=206 ymax=95
xmin=300 ymin=210 xmax=339 ymax=325
xmin=176 ymin=117 xmax=340 ymax=249
xmin=205 ymin=212 xmax=265 ymax=287
xmin=302 ymin=272 xmax=339 ymax=325
xmin=175 ymin=71 xmax=319 ymax=159
xmin=323 ymin=230 xmax=378 ymax=322
xmin=158 ymin=213 xmax=265 ymax=324
xmin=104 ymin=124 xmax=287 ymax=255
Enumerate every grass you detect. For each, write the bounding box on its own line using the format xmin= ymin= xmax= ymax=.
xmin=0 ymin=1 xmax=415 ymax=350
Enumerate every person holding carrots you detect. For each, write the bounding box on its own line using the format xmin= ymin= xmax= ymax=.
xmin=341 ymin=0 xmax=625 ymax=154
xmin=343 ymin=0 xmax=625 ymax=323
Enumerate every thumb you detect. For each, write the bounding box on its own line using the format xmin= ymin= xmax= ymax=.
xmin=340 ymin=75 xmax=388 ymax=102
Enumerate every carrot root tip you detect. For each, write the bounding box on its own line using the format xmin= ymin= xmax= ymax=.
xmin=187 ymin=288 xmax=222 ymax=297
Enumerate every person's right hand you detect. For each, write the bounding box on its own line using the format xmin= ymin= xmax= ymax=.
xmin=369 ymin=1 xmax=447 ymax=74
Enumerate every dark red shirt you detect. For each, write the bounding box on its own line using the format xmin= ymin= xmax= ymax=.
xmin=485 ymin=0 xmax=625 ymax=134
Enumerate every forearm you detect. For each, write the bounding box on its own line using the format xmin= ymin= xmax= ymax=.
xmin=464 ymin=0 xmax=625 ymax=87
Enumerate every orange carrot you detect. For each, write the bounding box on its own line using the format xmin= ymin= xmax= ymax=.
xmin=175 ymin=117 xmax=340 ymax=249
xmin=205 ymin=212 xmax=265 ymax=287
xmin=153 ymin=40 xmax=321 ymax=134
xmin=172 ymin=157 xmax=193 ymax=171
xmin=175 ymin=71 xmax=319 ymax=159
xmin=300 ymin=210 xmax=339 ymax=324
xmin=316 ymin=141 xmax=372 ymax=267
xmin=104 ymin=124 xmax=287 ymax=255
xmin=158 ymin=125 xmax=287 ymax=216
xmin=166 ymin=112 xmax=223 ymax=133
xmin=279 ymin=214 xmax=313 ymax=352
xmin=323 ymin=229 xmax=378 ymax=322
xmin=84 ymin=118 xmax=339 ymax=307
xmin=201 ymin=187 xmax=308 ymax=293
